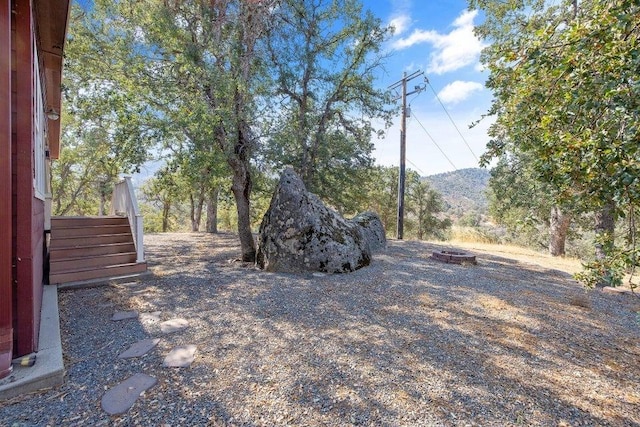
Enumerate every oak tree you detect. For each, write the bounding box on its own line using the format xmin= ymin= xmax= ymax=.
xmin=471 ymin=0 xmax=640 ymax=286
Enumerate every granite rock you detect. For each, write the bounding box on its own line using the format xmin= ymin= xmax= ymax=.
xmin=256 ymin=167 xmax=384 ymax=273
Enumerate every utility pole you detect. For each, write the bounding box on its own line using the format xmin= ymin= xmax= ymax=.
xmin=388 ymin=70 xmax=424 ymax=239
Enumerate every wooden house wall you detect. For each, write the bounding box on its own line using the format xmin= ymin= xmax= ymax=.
xmin=0 ymin=0 xmax=14 ymax=378
xmin=11 ymin=0 xmax=44 ymax=357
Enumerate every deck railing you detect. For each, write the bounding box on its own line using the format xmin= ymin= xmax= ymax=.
xmin=110 ymin=176 xmax=144 ymax=263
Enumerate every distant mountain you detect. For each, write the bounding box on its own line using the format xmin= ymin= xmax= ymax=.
xmin=424 ymin=168 xmax=490 ymax=219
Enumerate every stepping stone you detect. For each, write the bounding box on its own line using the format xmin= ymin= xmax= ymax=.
xmin=139 ymin=311 xmax=162 ymax=323
xmin=163 ymin=345 xmax=197 ymax=368
xmin=119 ymin=281 xmax=141 ymax=288
xmin=101 ymin=373 xmax=157 ymax=415
xmin=112 ymin=311 xmax=139 ymax=321
xmin=160 ymin=318 xmax=189 ymax=334
xmin=118 ymin=338 xmax=161 ymax=359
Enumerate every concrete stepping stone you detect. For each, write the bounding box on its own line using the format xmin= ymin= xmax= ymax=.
xmin=163 ymin=345 xmax=197 ymax=368
xmin=139 ymin=311 xmax=162 ymax=323
xmin=118 ymin=338 xmax=161 ymax=359
xmin=101 ymin=373 xmax=157 ymax=415
xmin=160 ymin=318 xmax=189 ymax=334
xmin=111 ymin=311 xmax=139 ymax=321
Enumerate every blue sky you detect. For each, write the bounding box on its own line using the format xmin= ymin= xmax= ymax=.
xmin=363 ymin=0 xmax=493 ymax=175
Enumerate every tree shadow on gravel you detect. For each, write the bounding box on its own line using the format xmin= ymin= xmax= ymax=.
xmin=137 ymin=233 xmax=640 ymax=426
xmin=15 ymin=233 xmax=636 ymax=427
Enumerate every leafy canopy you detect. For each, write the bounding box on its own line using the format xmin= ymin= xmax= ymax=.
xmin=471 ymin=0 xmax=640 ymax=285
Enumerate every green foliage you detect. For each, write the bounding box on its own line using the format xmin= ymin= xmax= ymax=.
xmin=458 ymin=212 xmax=482 ymax=228
xmin=471 ymin=0 xmax=640 ymax=284
xmin=263 ymin=0 xmax=394 ymax=213
xmin=483 ymin=154 xmax=559 ymax=250
xmin=139 ymin=166 xmax=185 ymax=232
xmin=407 ymin=173 xmax=452 ymax=240
xmin=576 ymin=208 xmax=640 ymax=288
xmin=56 ymin=0 xmax=442 ymax=249
xmin=246 ymin=168 xmax=278 ymax=231
xmin=60 ymin=0 xmax=275 ymax=257
xmin=50 ymin=118 xmax=102 ymax=216
xmin=53 ymin=3 xmax=160 ymax=215
xmin=362 ymin=166 xmax=451 ymax=240
xmin=140 ymin=202 xmax=177 ymax=233
xmin=486 ymin=155 xmax=552 ymax=225
xmin=362 ymin=166 xmax=399 ymax=236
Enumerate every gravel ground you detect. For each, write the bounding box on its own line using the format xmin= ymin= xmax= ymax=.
xmin=1 ymin=232 xmax=639 ymax=426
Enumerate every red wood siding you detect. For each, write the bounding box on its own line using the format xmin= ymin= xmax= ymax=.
xmin=1 ymin=0 xmax=68 ymax=370
xmin=10 ymin=0 xmax=19 ymax=359
xmin=12 ymin=0 xmax=43 ymax=357
xmin=0 ymin=0 xmax=14 ymax=378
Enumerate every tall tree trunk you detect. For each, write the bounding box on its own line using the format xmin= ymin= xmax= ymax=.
xmin=162 ymin=200 xmax=171 ymax=232
xmin=206 ymin=186 xmax=219 ymax=233
xmin=228 ymin=156 xmax=255 ymax=262
xmin=417 ymin=209 xmax=424 ymax=240
xmin=99 ymin=188 xmax=106 ymax=216
xmin=190 ymin=191 xmax=205 ymax=232
xmin=594 ymin=202 xmax=616 ymax=287
xmin=195 ymin=195 xmax=205 ymax=231
xmin=549 ymin=205 xmax=571 ymax=256
xmin=189 ymin=194 xmax=198 ymax=232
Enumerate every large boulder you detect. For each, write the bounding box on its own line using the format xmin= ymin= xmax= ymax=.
xmin=256 ymin=167 xmax=384 ymax=273
xmin=352 ymin=211 xmax=386 ymax=253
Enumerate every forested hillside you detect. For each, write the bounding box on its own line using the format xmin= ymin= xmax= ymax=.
xmin=425 ymin=168 xmax=490 ymax=223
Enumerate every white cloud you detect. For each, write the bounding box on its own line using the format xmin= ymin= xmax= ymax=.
xmin=388 ymin=14 xmax=411 ymax=36
xmin=392 ymin=28 xmax=438 ymax=49
xmin=437 ymin=80 xmax=484 ymax=105
xmin=391 ymin=9 xmax=486 ymax=75
xmin=452 ymin=8 xmax=476 ymax=28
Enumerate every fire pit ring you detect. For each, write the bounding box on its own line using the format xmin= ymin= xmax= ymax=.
xmin=431 ymin=250 xmax=477 ymax=265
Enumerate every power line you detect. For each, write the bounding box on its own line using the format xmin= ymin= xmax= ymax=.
xmin=426 ymin=79 xmax=479 ymax=163
xmin=412 ymin=113 xmax=458 ymax=171
xmin=406 ymin=158 xmax=426 ymax=176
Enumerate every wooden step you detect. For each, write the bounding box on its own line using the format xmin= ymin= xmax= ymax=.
xmin=51 ymin=216 xmax=129 ymax=228
xmin=49 ymin=215 xmax=146 ymax=285
xmin=50 ymin=224 xmax=132 ymax=238
xmin=49 ymin=262 xmax=147 ymax=285
xmin=51 ymin=224 xmax=131 ymax=239
xmin=50 ymin=233 xmax=134 ymax=249
xmin=50 ymin=242 xmax=136 ymax=260
xmin=50 ymin=252 xmax=137 ymax=274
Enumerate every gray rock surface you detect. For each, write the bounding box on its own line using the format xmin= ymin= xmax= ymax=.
xmin=101 ymin=373 xmax=157 ymax=415
xmin=139 ymin=311 xmax=162 ymax=323
xmin=111 ymin=311 xmax=138 ymax=321
xmin=118 ymin=338 xmax=161 ymax=359
xmin=256 ymin=167 xmax=385 ymax=273
xmin=160 ymin=318 xmax=189 ymax=334
xmin=351 ymin=211 xmax=386 ymax=252
xmin=163 ymin=345 xmax=197 ymax=368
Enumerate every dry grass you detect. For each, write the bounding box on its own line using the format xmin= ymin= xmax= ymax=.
xmin=445 ymin=238 xmax=640 ymax=292
xmin=446 ymin=239 xmax=584 ymax=275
